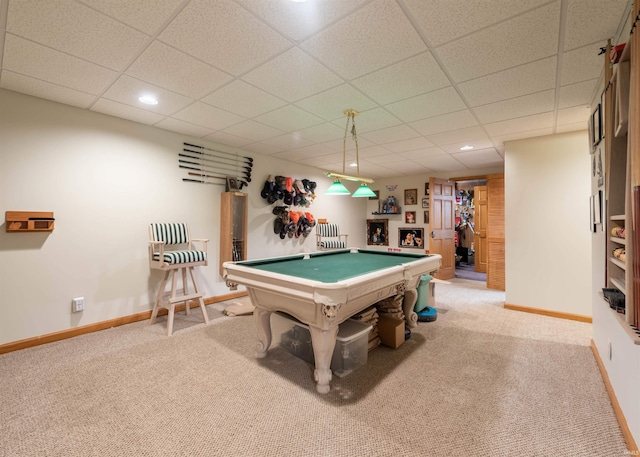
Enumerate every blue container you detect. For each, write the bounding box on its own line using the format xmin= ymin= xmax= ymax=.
xmin=414 ymin=274 xmax=432 ymax=312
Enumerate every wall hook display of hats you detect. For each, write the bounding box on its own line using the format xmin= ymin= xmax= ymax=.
xmin=261 ymin=175 xmax=317 ymax=240
xmin=179 ymin=142 xmax=253 ymax=188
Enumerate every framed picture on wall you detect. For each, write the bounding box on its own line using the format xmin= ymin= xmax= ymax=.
xmin=367 ymin=219 xmax=388 ymax=246
xmin=422 ymin=198 xmax=429 ymax=208
xmin=399 ymin=228 xmax=424 ymax=248
xmin=405 ymin=211 xmax=416 ymax=224
xmin=404 ymin=189 xmax=417 ymax=205
xmin=588 ymin=112 xmax=595 ymax=153
xmin=424 ymin=210 xmax=429 ymax=224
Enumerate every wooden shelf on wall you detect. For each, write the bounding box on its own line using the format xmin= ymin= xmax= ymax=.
xmin=5 ymin=211 xmax=55 ymax=232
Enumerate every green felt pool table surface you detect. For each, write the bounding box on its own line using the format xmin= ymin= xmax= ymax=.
xmin=237 ymin=249 xmax=431 ymax=283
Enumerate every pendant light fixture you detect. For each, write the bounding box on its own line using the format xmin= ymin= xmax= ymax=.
xmin=325 ymin=109 xmax=376 ymax=197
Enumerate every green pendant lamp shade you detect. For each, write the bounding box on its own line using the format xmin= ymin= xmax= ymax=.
xmin=325 ymin=179 xmax=351 ymax=195
xmin=351 ymin=183 xmax=377 ymax=197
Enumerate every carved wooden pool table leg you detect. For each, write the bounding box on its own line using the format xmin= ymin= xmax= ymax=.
xmin=308 ymin=324 xmax=339 ymax=394
xmin=403 ymin=288 xmax=418 ymax=328
xmin=254 ymin=307 xmax=272 ymax=358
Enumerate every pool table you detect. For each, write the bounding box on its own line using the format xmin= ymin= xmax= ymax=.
xmin=223 ymin=248 xmax=441 ymax=393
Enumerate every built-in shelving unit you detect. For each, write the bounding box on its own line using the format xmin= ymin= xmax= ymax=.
xmin=5 ymin=211 xmax=55 ymax=232
xmin=220 ymin=192 xmax=247 ymax=276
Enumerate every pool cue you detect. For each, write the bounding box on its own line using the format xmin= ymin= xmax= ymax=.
xmin=182 ymin=148 xmax=253 ymax=170
xmin=179 ymin=164 xmax=252 ymax=182
xmin=183 ymin=142 xmax=253 ymax=165
xmin=179 ymin=155 xmax=252 ymax=178
xmin=188 ymin=172 xmax=247 ymax=188
xmin=183 ymin=178 xmax=225 ymax=186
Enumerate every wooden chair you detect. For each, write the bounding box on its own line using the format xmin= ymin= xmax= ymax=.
xmin=148 ymin=223 xmax=209 ymax=335
xmin=316 ymin=222 xmax=348 ymax=250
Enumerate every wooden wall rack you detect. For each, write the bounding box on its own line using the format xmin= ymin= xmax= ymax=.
xmin=5 ymin=211 xmax=55 ymax=232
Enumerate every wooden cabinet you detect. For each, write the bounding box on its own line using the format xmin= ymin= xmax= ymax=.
xmin=219 ymin=192 xmax=247 ymax=275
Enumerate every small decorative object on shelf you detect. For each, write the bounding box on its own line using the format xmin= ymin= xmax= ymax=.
xmin=5 ymin=211 xmax=55 ymax=232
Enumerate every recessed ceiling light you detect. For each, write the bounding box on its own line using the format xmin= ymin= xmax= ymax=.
xmin=460 ymin=145 xmax=474 ymax=151
xmin=290 ymin=0 xmax=307 ymax=2
xmin=138 ymin=95 xmax=158 ymax=105
xmin=349 ymin=162 xmax=358 ymax=167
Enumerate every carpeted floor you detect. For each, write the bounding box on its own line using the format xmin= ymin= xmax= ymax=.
xmin=0 ymin=279 xmax=629 ymax=456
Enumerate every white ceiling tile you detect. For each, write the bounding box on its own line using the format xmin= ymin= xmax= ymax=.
xmin=427 ymin=126 xmax=489 ymax=147
xmin=342 ymin=107 xmax=402 ymax=133
xmin=357 ymin=145 xmax=396 ymax=159
xmin=558 ymin=79 xmax=597 ymax=109
xmin=485 ymin=112 xmax=555 ymax=137
xmin=561 ymin=44 xmax=605 ymax=86
xmin=201 ymin=131 xmax=253 ymax=148
xmin=241 ymin=142 xmax=285 ymax=156
xmin=556 ymin=105 xmax=591 ymax=126
xmin=242 ymin=47 xmax=343 ymax=102
xmin=158 ymin=0 xmax=291 ymax=75
xmin=260 ymin=133 xmax=313 ymax=151
xmin=403 ymin=0 xmax=551 ymax=47
xmin=253 ymin=105 xmax=324 ymax=133
xmin=295 ymin=84 xmax=378 ymax=121
xmin=221 ymin=120 xmax=285 ymax=142
xmin=492 ymin=128 xmax=555 ymax=146
xmin=409 ymin=110 xmax=479 ymax=136
xmin=126 ymin=41 xmax=233 ymax=99
xmin=274 ymin=144 xmax=335 ymax=162
xmin=296 ymin=122 xmax=346 ymax=143
xmin=7 ymin=0 xmax=148 ymax=70
xmin=155 ymin=117 xmax=214 ymax=138
xmin=357 ymin=162 xmax=408 ymax=178
xmin=418 ymin=154 xmax=466 ymax=172
xmin=301 ymin=0 xmax=427 ymax=79
xmin=384 ymin=160 xmax=433 ymax=175
xmin=2 ymin=35 xmax=118 ymax=94
xmin=564 ymin=0 xmax=630 ymax=51
xmin=452 ymin=148 xmax=504 ymax=168
xmin=202 ymin=80 xmax=287 ymax=118
xmin=383 ymin=137 xmax=436 ymax=153
xmin=365 ymin=152 xmax=407 ymax=165
xmin=172 ymin=102 xmax=246 ymax=130
xmin=78 ymin=0 xmax=186 ymax=34
xmin=458 ymin=57 xmax=557 ymax=107
xmin=0 ymin=70 xmax=95 ymax=108
xmin=358 ymin=124 xmax=420 ymax=145
xmin=236 ymin=0 xmax=369 ymax=41
xmin=385 ymin=87 xmax=466 ymax=123
xmin=351 ymin=52 xmax=451 ymax=105
xmin=399 ymin=148 xmax=448 ymax=160
xmin=91 ymin=98 xmax=165 ymax=125
xmin=103 ymin=75 xmax=193 ymax=115
xmin=439 ymin=139 xmax=496 ymax=154
xmin=436 ymin=2 xmax=560 ymax=82
xmin=473 ymin=90 xmax=556 ymax=124
xmin=556 ymin=123 xmax=588 ymax=134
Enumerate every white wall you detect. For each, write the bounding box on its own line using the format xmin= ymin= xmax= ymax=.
xmin=0 ymin=89 xmax=365 ymax=344
xmin=505 ymin=131 xmax=592 ymax=316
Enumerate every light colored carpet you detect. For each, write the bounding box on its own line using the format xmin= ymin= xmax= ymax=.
xmin=0 ymin=279 xmax=628 ymax=456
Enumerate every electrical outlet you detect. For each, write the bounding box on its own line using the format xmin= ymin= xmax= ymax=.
xmin=72 ymin=297 xmax=84 ymax=313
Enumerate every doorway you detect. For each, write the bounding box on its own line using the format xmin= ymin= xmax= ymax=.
xmin=455 ymin=179 xmax=487 ymax=282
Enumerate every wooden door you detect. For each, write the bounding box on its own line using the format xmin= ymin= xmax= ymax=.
xmin=429 ymin=178 xmax=456 ymax=279
xmin=486 ymin=174 xmax=505 ymax=290
xmin=474 ymin=185 xmax=488 ymax=273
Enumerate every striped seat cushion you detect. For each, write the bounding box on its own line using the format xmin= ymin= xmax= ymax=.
xmin=153 ymin=250 xmax=207 ymax=265
xmin=320 ymin=240 xmax=345 ymax=249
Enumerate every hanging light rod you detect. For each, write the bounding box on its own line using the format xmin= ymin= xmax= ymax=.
xmin=325 ymin=171 xmax=374 ymax=184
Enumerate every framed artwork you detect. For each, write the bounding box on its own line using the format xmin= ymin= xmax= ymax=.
xmin=367 ymin=219 xmax=388 ymax=246
xmin=425 ymin=183 xmax=430 ymax=196
xmin=424 ymin=210 xmax=429 ymax=224
xmin=422 ymin=198 xmax=429 ymax=208
xmin=404 ymin=188 xmax=417 ymax=205
xmin=369 ymin=190 xmax=380 ymax=200
xmin=405 ymin=211 xmax=416 ymax=224
xmin=593 ymin=103 xmax=602 ymax=147
xmin=226 ymin=176 xmax=240 ymax=191
xmin=398 ymin=227 xmax=424 ymax=249
xmin=588 ymin=113 xmax=595 ymax=153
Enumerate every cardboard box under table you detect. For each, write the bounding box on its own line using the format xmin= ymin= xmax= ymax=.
xmin=271 ymin=312 xmax=372 ymax=378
